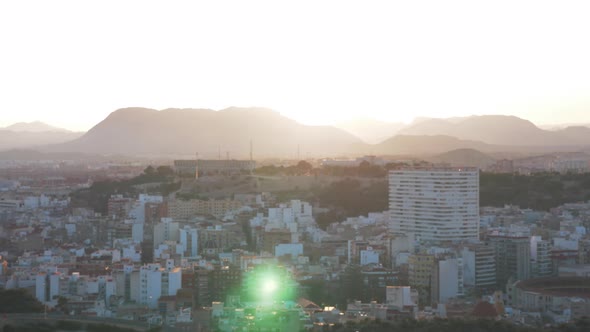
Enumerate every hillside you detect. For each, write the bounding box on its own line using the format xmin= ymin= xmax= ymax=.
xmin=373 ymin=135 xmax=499 ymax=155
xmin=335 ymin=118 xmax=406 ymax=144
xmin=427 ymin=148 xmax=496 ymax=168
xmin=4 ymin=121 xmax=71 ymax=133
xmin=36 ymin=110 xmax=590 ymax=158
xmin=49 ymin=107 xmax=364 ymax=157
xmin=397 ymin=115 xmax=590 ymax=147
xmin=0 ymin=130 xmax=83 ymax=151
xmin=0 ymin=149 xmax=115 ymax=161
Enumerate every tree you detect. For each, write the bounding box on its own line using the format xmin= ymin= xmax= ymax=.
xmin=56 ymin=296 xmax=68 ymax=313
xmin=156 ymin=165 xmax=174 ymax=177
xmin=296 ymin=160 xmax=313 ymax=174
xmin=0 ymin=289 xmax=44 ymax=313
xmin=340 ymin=264 xmax=364 ymax=308
xmin=144 ymin=165 xmax=156 ymax=175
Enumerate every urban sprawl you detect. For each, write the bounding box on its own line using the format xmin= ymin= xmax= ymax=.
xmin=1 ymin=157 xmax=589 ymax=331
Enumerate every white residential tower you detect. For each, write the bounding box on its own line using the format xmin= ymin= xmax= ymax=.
xmin=389 ymin=167 xmax=479 ymax=242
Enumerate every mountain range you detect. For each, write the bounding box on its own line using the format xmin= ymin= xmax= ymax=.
xmin=0 ymin=122 xmax=83 ymax=151
xmin=4 ymin=109 xmax=590 ymax=158
xmin=335 ymin=118 xmax=406 ymax=144
xmin=396 ymin=115 xmax=590 ymax=146
xmin=426 ymin=148 xmax=497 ymax=169
xmin=47 ymin=107 xmax=363 ymax=158
xmin=4 ymin=121 xmax=71 ymax=133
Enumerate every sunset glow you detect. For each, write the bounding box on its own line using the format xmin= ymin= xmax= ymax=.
xmin=1 ymin=1 xmax=589 ymax=130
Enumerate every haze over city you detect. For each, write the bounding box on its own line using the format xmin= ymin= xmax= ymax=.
xmin=3 ymin=2 xmax=590 ymax=332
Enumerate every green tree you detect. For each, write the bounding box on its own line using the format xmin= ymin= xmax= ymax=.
xmin=56 ymin=296 xmax=68 ymax=313
xmin=0 ymin=289 xmax=44 ymax=313
xmin=156 ymin=165 xmax=174 ymax=177
xmin=296 ymin=160 xmax=313 ymax=174
xmin=144 ymin=165 xmax=156 ymax=175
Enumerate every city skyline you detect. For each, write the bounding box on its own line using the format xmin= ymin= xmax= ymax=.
xmin=3 ymin=1 xmax=590 ymax=330
xmin=1 ymin=1 xmax=590 ymax=131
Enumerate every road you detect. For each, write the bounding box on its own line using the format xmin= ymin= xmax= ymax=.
xmin=1 ymin=313 xmax=151 ymax=331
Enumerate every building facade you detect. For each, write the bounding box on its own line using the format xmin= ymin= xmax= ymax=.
xmin=179 ymin=226 xmax=199 ymax=258
xmin=431 ymin=257 xmax=464 ymax=304
xmin=167 ymin=199 xmax=242 ymax=220
xmin=462 ymin=243 xmax=496 ymax=289
xmin=489 ymin=235 xmax=531 ymax=286
xmin=139 ymin=260 xmax=182 ymax=309
xmin=389 ymin=167 xmax=479 ymax=242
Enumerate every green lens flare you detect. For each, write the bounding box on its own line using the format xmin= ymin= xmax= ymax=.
xmin=262 ymin=278 xmax=278 ymax=294
xmin=243 ymin=264 xmax=296 ymax=303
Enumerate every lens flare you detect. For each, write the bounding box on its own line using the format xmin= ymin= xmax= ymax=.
xmin=262 ymin=278 xmax=278 ymax=294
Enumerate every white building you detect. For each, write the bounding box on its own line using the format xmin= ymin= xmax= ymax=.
xmin=153 ymin=218 xmax=179 ymax=247
xmin=461 ymin=244 xmax=496 ymax=288
xmin=432 ymin=257 xmax=464 ymax=304
xmin=552 ymin=158 xmax=589 ymax=174
xmin=389 ymin=233 xmax=415 ymax=267
xmin=65 ymin=224 xmax=76 ymax=237
xmin=389 ymin=167 xmax=479 ymax=242
xmin=129 ymin=194 xmax=164 ymax=224
xmin=24 ymin=196 xmax=40 ymax=210
xmin=85 ymin=275 xmax=117 ymax=306
xmin=132 ymin=222 xmax=144 ymax=243
xmin=360 ymin=248 xmax=380 ymax=266
xmin=266 ymin=200 xmax=313 ymax=226
xmin=275 ymin=243 xmax=303 ymax=258
xmin=386 ymin=286 xmax=418 ymax=308
xmin=531 ymin=236 xmax=553 ymax=278
xmin=139 ymin=260 xmax=182 ymax=308
xmin=114 ymin=265 xmax=140 ymax=303
xmin=35 ymin=272 xmax=61 ymax=306
xmin=0 ymin=199 xmax=24 ymax=211
xmin=154 ymin=242 xmax=184 ymax=260
xmin=90 ymin=249 xmax=121 ymax=263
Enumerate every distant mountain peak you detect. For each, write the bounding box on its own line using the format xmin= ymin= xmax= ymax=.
xmin=428 ymin=148 xmax=496 ymax=168
xmin=397 ymin=114 xmax=580 ymax=146
xmin=107 ymin=107 xmax=158 ymax=117
xmin=220 ymin=106 xmax=276 ymax=113
xmin=4 ymin=121 xmax=71 ymax=133
xmin=49 ymin=106 xmax=363 ymax=157
xmin=218 ymin=107 xmax=283 ymax=119
xmin=335 ymin=118 xmax=407 ymax=144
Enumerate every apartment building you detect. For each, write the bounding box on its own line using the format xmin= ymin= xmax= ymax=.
xmin=489 ymin=235 xmax=531 ymax=286
xmin=462 ymin=243 xmax=496 ymax=289
xmin=389 ymin=167 xmax=479 ymax=242
xmin=167 ymin=199 xmax=242 ymax=219
xmin=139 ymin=260 xmax=182 ymax=309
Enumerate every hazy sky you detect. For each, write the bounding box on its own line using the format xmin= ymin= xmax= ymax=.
xmin=1 ymin=1 xmax=589 ymax=131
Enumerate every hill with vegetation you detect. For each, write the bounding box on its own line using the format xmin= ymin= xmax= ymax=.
xmin=428 ymin=148 xmax=496 ymax=168
xmin=480 ymin=172 xmax=590 ymax=210
xmin=307 ymin=171 xmax=590 ymax=229
xmin=70 ymin=166 xmax=180 ymax=214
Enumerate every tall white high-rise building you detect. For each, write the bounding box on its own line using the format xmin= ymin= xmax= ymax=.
xmin=389 ymin=167 xmax=479 ymax=242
